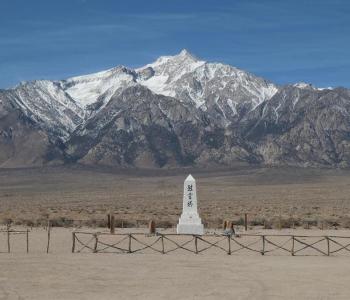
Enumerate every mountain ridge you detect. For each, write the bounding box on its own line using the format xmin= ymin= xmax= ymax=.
xmin=1 ymin=50 xmax=348 ymax=168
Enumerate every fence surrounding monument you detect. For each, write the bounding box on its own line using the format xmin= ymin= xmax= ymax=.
xmin=2 ymin=229 xmax=350 ymax=255
xmin=71 ymin=231 xmax=350 ymax=256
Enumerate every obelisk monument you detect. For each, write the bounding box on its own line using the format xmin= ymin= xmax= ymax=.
xmin=177 ymin=174 xmax=204 ymax=235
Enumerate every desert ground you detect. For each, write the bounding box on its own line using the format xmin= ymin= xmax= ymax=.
xmin=1 ymin=166 xmax=350 ymax=299
xmin=1 ymin=227 xmax=350 ymax=299
xmin=1 ymin=165 xmax=350 ymax=228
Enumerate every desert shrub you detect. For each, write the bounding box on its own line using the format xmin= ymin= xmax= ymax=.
xmin=3 ymin=218 xmax=13 ymax=225
xmin=292 ymin=219 xmax=301 ymax=227
xmin=26 ymin=220 xmax=35 ymax=227
xmin=134 ymin=219 xmax=149 ymax=227
xmin=263 ymin=220 xmax=273 ymax=229
xmin=234 ymin=217 xmax=245 ymax=226
xmin=258 ymin=218 xmax=300 ymax=229
xmin=50 ymin=217 xmax=74 ymax=227
xmin=36 ymin=218 xmax=49 ymax=227
xmin=96 ymin=219 xmax=108 ymax=228
xmin=14 ymin=219 xmax=34 ymax=227
xmin=280 ymin=218 xmax=299 ymax=229
xmin=308 ymin=219 xmax=318 ymax=227
xmin=300 ymin=219 xmax=318 ymax=229
xmin=302 ymin=220 xmax=316 ymax=229
xmin=8 ymin=218 xmax=43 ymax=227
xmin=110 ymin=219 xmax=137 ymax=228
xmin=341 ymin=217 xmax=350 ymax=229
xmin=156 ymin=220 xmax=173 ymax=228
xmin=72 ymin=220 xmax=84 ymax=228
xmin=250 ymin=218 xmax=265 ymax=226
xmin=209 ymin=217 xmax=223 ymax=229
xmin=83 ymin=218 xmax=108 ymax=228
xmin=14 ymin=219 xmax=23 ymax=226
xmin=327 ymin=220 xmax=340 ymax=228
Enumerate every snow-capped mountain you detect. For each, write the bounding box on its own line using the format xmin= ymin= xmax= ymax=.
xmin=1 ymin=49 xmax=349 ymax=168
xmin=3 ymin=49 xmax=278 ymax=140
xmin=137 ymin=49 xmax=277 ymax=110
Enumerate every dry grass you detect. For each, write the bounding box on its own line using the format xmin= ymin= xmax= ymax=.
xmin=1 ymin=165 xmax=350 ymax=229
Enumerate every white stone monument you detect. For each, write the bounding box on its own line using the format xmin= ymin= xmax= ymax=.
xmin=177 ymin=174 xmax=204 ymax=235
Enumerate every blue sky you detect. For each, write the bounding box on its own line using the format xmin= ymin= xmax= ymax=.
xmin=1 ymin=0 xmax=349 ymax=88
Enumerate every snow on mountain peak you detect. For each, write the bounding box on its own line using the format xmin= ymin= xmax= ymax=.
xmin=135 ymin=50 xmax=206 ymax=97
xmin=138 ymin=49 xmax=204 ymax=74
xmin=177 ymin=49 xmax=199 ymax=60
xmin=59 ymin=50 xmax=205 ymax=109
xmin=141 ymin=49 xmax=200 ymax=69
xmin=61 ymin=66 xmax=137 ymax=108
xmin=52 ymin=50 xmax=277 ymax=114
xmin=292 ymin=82 xmax=334 ymax=91
xmin=7 ymin=50 xmax=280 ymax=140
xmin=293 ymin=82 xmax=315 ymax=89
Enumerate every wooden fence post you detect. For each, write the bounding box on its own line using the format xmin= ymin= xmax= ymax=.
xmin=7 ymin=228 xmax=10 ymax=253
xmin=149 ymin=220 xmax=156 ymax=234
xmin=195 ymin=236 xmax=198 ymax=254
xmin=93 ymin=233 xmax=98 ymax=253
xmin=46 ymin=220 xmax=51 ymax=254
xmin=128 ymin=234 xmax=132 ymax=253
xmin=223 ymin=220 xmax=227 ymax=230
xmin=110 ymin=214 xmax=115 ymax=234
xmin=161 ymin=235 xmax=165 ymax=254
xmin=326 ymin=236 xmax=330 ymax=256
xmin=244 ymin=213 xmax=248 ymax=231
xmin=72 ymin=232 xmax=76 ymax=253
xmin=291 ymin=236 xmax=295 ymax=256
xmin=107 ymin=214 xmax=111 ymax=229
xmin=261 ymin=235 xmax=265 ymax=255
xmin=26 ymin=229 xmax=29 ymax=253
xmin=227 ymin=235 xmax=231 ymax=255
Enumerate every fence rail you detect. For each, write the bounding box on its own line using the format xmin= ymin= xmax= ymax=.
xmin=72 ymin=232 xmax=350 ymax=256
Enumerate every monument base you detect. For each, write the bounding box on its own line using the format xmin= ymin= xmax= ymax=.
xmin=177 ymin=213 xmax=204 ymax=235
xmin=177 ymin=221 xmax=204 ymax=235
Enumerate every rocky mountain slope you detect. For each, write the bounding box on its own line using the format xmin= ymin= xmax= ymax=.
xmin=1 ymin=50 xmax=349 ymax=168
